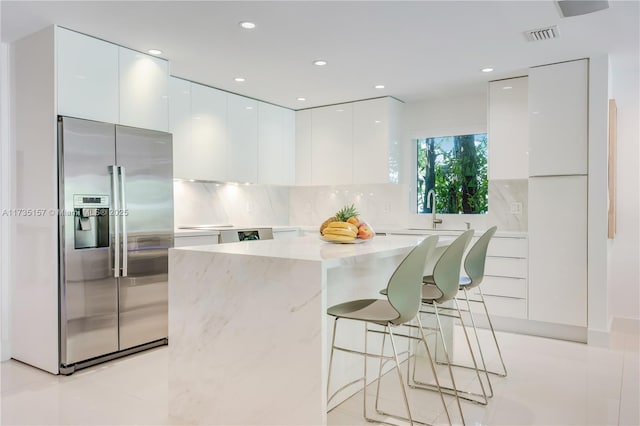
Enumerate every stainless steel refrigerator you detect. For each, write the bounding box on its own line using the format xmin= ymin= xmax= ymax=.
xmin=58 ymin=116 xmax=173 ymax=374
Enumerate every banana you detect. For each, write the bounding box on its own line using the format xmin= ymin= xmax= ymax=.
xmin=322 ymin=227 xmax=357 ymax=238
xmin=326 ymin=221 xmax=358 ymax=233
xmin=322 ymin=233 xmax=356 ymax=242
xmin=319 ymin=216 xmax=338 ymax=234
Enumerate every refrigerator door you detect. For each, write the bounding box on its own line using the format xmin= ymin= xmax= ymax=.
xmin=59 ymin=117 xmax=119 ymax=365
xmin=115 ymin=125 xmax=173 ymax=350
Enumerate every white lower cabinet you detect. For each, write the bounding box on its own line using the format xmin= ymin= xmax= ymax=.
xmin=473 ymin=236 xmax=529 ymax=319
xmin=174 ymin=234 xmax=219 ymax=247
xmin=528 ymin=176 xmax=587 ymax=327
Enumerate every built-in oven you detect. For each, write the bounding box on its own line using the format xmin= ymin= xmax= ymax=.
xmin=218 ymin=228 xmax=274 ymax=244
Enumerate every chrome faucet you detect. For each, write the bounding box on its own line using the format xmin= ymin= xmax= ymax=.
xmin=426 ymin=189 xmax=443 ymax=229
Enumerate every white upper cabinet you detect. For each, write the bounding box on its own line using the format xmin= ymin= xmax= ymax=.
xmin=56 ymin=27 xmax=119 ymax=123
xmin=488 ymin=77 xmax=529 ymax=180
xmin=227 ymin=93 xmax=258 ymax=183
xmin=190 ymin=82 xmax=228 ymax=181
xmin=296 ymin=97 xmax=401 ymax=185
xmin=311 ymin=104 xmax=353 ymax=185
xmin=353 ymin=98 xmax=401 ymax=184
xmin=295 ymin=109 xmax=313 ymax=185
xmin=282 ymin=109 xmax=296 ymax=185
xmin=169 ymin=77 xmax=192 ymax=180
xmin=258 ymin=102 xmax=295 ymax=185
xmin=528 ymin=59 xmax=588 ymax=176
xmin=119 ymin=48 xmax=169 ymax=132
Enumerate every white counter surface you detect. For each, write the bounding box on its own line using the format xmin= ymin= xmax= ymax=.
xmin=172 ymin=234 xmax=428 ymax=268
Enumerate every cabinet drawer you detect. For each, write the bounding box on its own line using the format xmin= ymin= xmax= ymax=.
xmin=484 ymin=257 xmax=527 ymax=278
xmin=487 ymin=237 xmax=527 ymax=258
xmin=470 ymin=276 xmax=526 ymax=299
xmin=174 ymin=235 xmax=219 ymax=247
xmin=470 ymin=295 xmax=527 ymax=319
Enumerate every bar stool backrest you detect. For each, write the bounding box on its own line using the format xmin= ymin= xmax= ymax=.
xmin=432 ymin=230 xmax=474 ymax=304
xmin=464 ymin=226 xmax=498 ymax=289
xmin=386 ymin=235 xmax=438 ymax=325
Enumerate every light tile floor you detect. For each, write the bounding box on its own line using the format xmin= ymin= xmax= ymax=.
xmin=1 ymin=327 xmax=638 ymax=425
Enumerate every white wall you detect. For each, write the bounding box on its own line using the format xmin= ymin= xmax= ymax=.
xmin=0 ymin=42 xmax=12 ymax=361
xmin=608 ymin=49 xmax=640 ymax=324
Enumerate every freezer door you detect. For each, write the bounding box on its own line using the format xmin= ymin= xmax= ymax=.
xmin=115 ymin=125 xmax=173 ymax=349
xmin=58 ymin=117 xmax=119 ymax=365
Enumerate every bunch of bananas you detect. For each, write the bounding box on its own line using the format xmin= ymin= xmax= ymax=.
xmin=321 ymin=221 xmax=358 ymax=242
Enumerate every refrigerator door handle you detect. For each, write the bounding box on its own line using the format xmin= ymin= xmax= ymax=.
xmin=119 ymin=166 xmax=128 ymax=277
xmin=110 ymin=165 xmax=120 ymax=278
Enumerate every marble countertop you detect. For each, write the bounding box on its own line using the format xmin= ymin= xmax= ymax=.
xmin=171 ymin=234 xmax=431 ymax=268
xmin=174 ymin=225 xmax=527 ymax=238
xmin=174 ymin=225 xmax=299 ymax=237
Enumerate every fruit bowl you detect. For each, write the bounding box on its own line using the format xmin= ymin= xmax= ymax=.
xmin=319 ymin=204 xmax=375 ymax=243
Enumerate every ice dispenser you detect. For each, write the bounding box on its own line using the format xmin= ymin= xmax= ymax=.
xmin=73 ymin=195 xmax=110 ymax=249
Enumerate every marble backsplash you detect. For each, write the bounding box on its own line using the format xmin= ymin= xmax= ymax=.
xmin=289 ymin=184 xmax=411 ymax=228
xmin=174 ymin=179 xmax=527 ymax=232
xmin=173 ymin=181 xmax=290 ymax=227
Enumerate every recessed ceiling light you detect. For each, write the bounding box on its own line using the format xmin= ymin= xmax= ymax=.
xmin=297 ymin=97 xmax=306 ymax=101
xmin=239 ymin=21 xmax=256 ymax=29
xmin=313 ymin=59 xmax=328 ymax=66
xmin=148 ymin=49 xmax=162 ymax=55
xmin=245 ymin=106 xmax=253 ymax=110
xmin=374 ymin=84 xmax=385 ymax=89
xmin=336 ymin=109 xmax=344 ymax=112
xmin=481 ymin=67 xmax=494 ymax=73
xmin=374 ymin=120 xmax=381 ymax=124
xmin=502 ymin=86 xmax=513 ymax=90
xmin=234 ymin=77 xmax=246 ymax=82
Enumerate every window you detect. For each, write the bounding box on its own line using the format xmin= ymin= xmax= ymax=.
xmin=417 ymin=133 xmax=488 ymax=214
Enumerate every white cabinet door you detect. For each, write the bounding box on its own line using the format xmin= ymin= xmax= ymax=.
xmin=227 ymin=93 xmax=258 ymax=183
xmin=169 ymin=77 xmax=192 ymax=179
xmin=119 ymin=48 xmax=169 ymax=132
xmin=353 ymin=98 xmax=390 ymax=184
xmin=57 ymin=27 xmax=119 ymax=123
xmin=295 ymin=109 xmax=313 ymax=185
xmin=528 ymin=59 xmax=588 ymax=176
xmin=257 ymin=102 xmax=295 ymax=185
xmin=311 ymin=104 xmax=353 ymax=185
xmin=282 ymin=108 xmax=296 ymax=185
xmin=488 ymin=76 xmax=529 ymax=180
xmin=191 ymin=82 xmax=227 ymax=181
xmin=528 ymin=176 xmax=587 ymax=327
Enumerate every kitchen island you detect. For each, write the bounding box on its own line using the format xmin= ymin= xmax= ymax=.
xmin=168 ymin=234 xmax=438 ymax=425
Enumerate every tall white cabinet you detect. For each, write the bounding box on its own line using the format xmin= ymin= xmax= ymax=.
xmin=11 ymin=26 xmax=170 ymax=373
xmin=528 ymin=59 xmax=588 ymax=331
xmin=258 ymin=102 xmax=295 ymax=185
xmin=227 ymin=94 xmax=258 ymax=183
xmin=190 ymin=82 xmax=228 ymax=181
xmin=311 ymin=104 xmax=354 ymax=185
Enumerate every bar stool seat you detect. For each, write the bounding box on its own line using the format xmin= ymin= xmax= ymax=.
xmin=327 ymin=299 xmax=403 ymax=326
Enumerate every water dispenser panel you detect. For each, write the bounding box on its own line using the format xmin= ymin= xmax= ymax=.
xmin=73 ymin=195 xmax=110 ymax=249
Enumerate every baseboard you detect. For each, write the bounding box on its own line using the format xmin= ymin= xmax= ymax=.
xmin=1 ymin=338 xmax=10 ymax=361
xmin=587 ymin=328 xmax=610 ymax=347
xmin=470 ymin=314 xmax=588 ymax=343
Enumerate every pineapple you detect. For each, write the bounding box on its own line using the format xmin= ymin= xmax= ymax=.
xmin=335 ymin=204 xmax=359 ymax=222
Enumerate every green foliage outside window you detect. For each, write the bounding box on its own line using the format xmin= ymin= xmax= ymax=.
xmin=417 ymin=134 xmax=488 ymax=214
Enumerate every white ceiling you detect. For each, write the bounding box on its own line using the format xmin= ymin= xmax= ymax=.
xmin=1 ymin=1 xmax=638 ymax=109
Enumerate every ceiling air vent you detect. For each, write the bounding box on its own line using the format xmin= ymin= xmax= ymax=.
xmin=525 ymin=25 xmax=560 ymax=42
